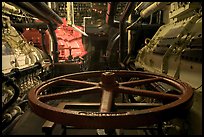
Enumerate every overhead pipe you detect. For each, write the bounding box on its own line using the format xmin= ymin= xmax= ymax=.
xmin=126 ymin=2 xmax=170 ymax=30
xmin=140 ymin=2 xmax=170 ymax=18
xmin=9 ymin=2 xmax=52 ymax=24
xmin=9 ymin=2 xmax=62 ymax=63
xmin=106 ymin=2 xmax=119 ymax=27
xmin=9 ymin=2 xmax=63 ymax=27
xmin=31 ymin=2 xmax=62 ymax=63
xmin=30 ymin=2 xmax=63 ymax=26
xmin=135 ymin=2 xmax=153 ymax=11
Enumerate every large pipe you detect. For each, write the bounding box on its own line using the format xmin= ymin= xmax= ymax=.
xmin=140 ymin=2 xmax=170 ymax=18
xmin=30 ymin=2 xmax=63 ymax=26
xmin=9 ymin=2 xmax=62 ymax=63
xmin=9 ymin=2 xmax=62 ymax=26
xmin=9 ymin=2 xmax=51 ymax=24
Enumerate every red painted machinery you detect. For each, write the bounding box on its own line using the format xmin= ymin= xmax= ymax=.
xmin=22 ymin=28 xmax=50 ymax=52
xmin=56 ymin=18 xmax=87 ymax=60
xmin=22 ymin=18 xmax=87 ymax=61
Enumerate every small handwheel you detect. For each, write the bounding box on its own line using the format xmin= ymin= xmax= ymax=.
xmin=28 ymin=70 xmax=193 ymax=129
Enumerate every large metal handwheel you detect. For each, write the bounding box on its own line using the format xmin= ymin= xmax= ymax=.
xmin=28 ymin=70 xmax=193 ymax=129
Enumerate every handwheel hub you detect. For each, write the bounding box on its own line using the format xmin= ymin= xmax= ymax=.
xmin=99 ymin=72 xmax=119 ymax=90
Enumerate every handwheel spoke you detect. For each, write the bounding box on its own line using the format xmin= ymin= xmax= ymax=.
xmin=61 ymin=78 xmax=98 ymax=87
xmin=38 ymin=86 xmax=101 ymax=102
xmin=117 ymin=86 xmax=180 ymax=101
xmin=120 ymin=77 xmax=162 ymax=87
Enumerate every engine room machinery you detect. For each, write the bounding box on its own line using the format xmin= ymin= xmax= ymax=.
xmin=2 ymin=2 xmax=202 ymax=135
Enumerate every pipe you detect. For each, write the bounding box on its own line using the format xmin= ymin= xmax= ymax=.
xmin=140 ymin=2 xmax=170 ymax=18
xmin=119 ymin=2 xmax=135 ymax=62
xmin=106 ymin=2 xmax=119 ymax=26
xmin=2 ymin=115 xmax=22 ymax=135
xmin=40 ymin=29 xmax=53 ymax=63
xmin=30 ymin=2 xmax=63 ymax=26
xmin=66 ymin=2 xmax=72 ymax=25
xmin=135 ymin=2 xmax=143 ymax=11
xmin=135 ymin=2 xmax=154 ymax=11
xmin=127 ymin=2 xmax=170 ymax=30
xmin=106 ymin=33 xmax=120 ymax=58
xmin=83 ymin=16 xmax=92 ymax=33
xmin=11 ymin=23 xmax=53 ymax=64
xmin=119 ymin=2 xmax=135 ymax=22
xmin=48 ymin=22 xmax=59 ymax=63
xmin=9 ymin=2 xmax=62 ymax=63
xmin=9 ymin=2 xmax=63 ymax=26
xmin=72 ymin=24 xmax=88 ymax=37
xmin=9 ymin=2 xmax=51 ymax=24
xmin=48 ymin=2 xmax=52 ymax=8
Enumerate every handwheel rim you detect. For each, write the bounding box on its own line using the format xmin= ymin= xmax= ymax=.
xmin=28 ymin=70 xmax=193 ymax=128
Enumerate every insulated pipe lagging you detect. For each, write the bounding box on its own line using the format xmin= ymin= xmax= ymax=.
xmin=140 ymin=2 xmax=170 ymax=18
